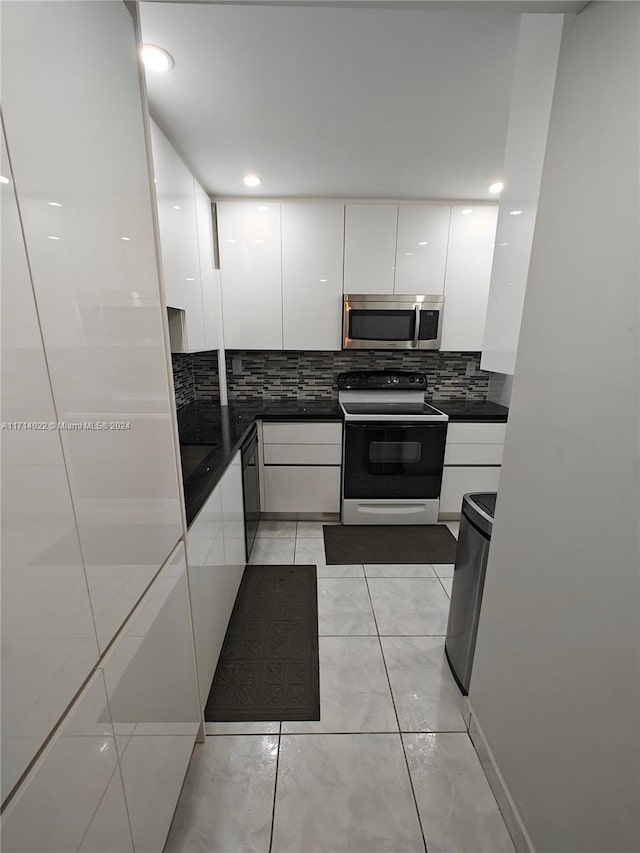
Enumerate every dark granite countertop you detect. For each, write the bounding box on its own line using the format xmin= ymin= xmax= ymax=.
xmin=177 ymin=400 xmax=343 ymax=526
xmin=430 ymin=399 xmax=509 ymax=422
xmin=177 ymin=396 xmax=508 ymax=526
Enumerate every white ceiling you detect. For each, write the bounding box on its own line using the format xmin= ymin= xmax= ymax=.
xmin=141 ymin=2 xmax=565 ymax=199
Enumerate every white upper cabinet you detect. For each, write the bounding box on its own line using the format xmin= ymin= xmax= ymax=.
xmin=217 ymin=202 xmax=283 ymax=349
xmin=440 ymin=205 xmax=498 ymax=351
xmin=194 ymin=183 xmax=221 ymax=351
xmin=343 ymin=204 xmax=398 ymax=294
xmin=481 ymin=14 xmax=563 ymax=375
xmin=150 ymin=121 xmax=215 ymax=352
xmin=282 ymin=204 xmax=344 ymax=350
xmin=394 ymin=205 xmax=451 ymax=295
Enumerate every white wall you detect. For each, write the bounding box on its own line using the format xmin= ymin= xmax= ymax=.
xmin=468 ymin=4 xmax=639 ymax=852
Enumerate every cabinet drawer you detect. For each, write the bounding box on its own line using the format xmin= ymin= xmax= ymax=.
xmin=263 ymin=443 xmax=342 ymax=465
xmin=439 ymin=466 xmax=501 ymax=515
xmin=445 ymin=422 xmax=507 ymax=444
xmin=264 ymin=466 xmax=341 ymax=513
xmin=262 ymin=421 xmax=342 ymax=445
xmin=443 ymin=443 xmax=504 ymax=466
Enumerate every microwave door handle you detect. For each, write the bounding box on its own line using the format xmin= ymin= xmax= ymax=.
xmin=412 ymin=305 xmax=420 ymax=348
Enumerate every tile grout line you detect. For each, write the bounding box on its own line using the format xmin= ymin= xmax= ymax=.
xmin=268 ymin=723 xmax=282 ymax=853
xmin=362 ymin=572 xmax=429 ymax=853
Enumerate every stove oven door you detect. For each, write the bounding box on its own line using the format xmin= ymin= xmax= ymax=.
xmin=343 ymin=421 xmax=447 ymax=500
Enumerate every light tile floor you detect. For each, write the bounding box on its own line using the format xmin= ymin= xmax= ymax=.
xmin=166 ymin=519 xmax=515 ymax=853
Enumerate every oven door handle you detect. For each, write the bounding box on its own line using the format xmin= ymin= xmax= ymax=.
xmin=350 ymin=424 xmax=430 ymax=430
xmin=412 ymin=305 xmax=420 ymax=348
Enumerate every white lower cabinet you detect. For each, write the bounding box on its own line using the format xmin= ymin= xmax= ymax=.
xmin=187 ymin=452 xmax=245 ymax=709
xmin=99 ymin=542 xmax=200 ymax=853
xmin=262 ymin=421 xmax=342 ymax=515
xmin=0 ymin=672 xmax=133 ymax=853
xmin=264 ymin=466 xmax=341 ymax=514
xmin=439 ymin=421 xmax=506 ymax=516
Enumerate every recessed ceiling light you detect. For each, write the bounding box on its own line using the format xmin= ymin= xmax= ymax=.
xmin=320 ymin=279 xmax=327 ymax=283
xmin=141 ymin=44 xmax=174 ymax=73
xmin=418 ymin=241 xmax=429 ymax=246
xmin=509 ymin=209 xmax=523 ymax=216
xmin=243 ymin=174 xmax=262 ymax=188
xmin=172 ymin=205 xmax=181 ymax=210
xmin=461 ymin=209 xmax=474 ymax=215
xmin=186 ymin=277 xmax=195 ymax=281
xmin=227 ymin=238 xmax=237 ymax=243
xmin=0 ymin=175 xmax=9 ymax=184
xmin=404 ymin=252 xmax=413 ymax=256
xmin=488 ymin=182 xmax=504 ymax=194
xmin=47 ymin=235 xmax=60 ymax=240
xmin=121 ymin=236 xmax=131 ymax=241
xmin=48 ymin=201 xmax=62 ymax=207
xmin=257 ymin=205 xmax=268 ymax=212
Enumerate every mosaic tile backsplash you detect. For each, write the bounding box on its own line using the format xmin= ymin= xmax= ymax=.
xmin=223 ymin=350 xmax=489 ymax=401
xmin=171 ymin=354 xmax=196 ymax=409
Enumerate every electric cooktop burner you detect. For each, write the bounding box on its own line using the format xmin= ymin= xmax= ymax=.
xmin=337 ymin=370 xmax=448 ymax=422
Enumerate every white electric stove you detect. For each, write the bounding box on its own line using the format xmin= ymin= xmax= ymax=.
xmin=338 ymin=370 xmax=448 ymax=524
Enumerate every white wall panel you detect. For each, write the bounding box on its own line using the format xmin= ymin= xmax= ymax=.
xmin=470 ymin=5 xmax=640 ymax=850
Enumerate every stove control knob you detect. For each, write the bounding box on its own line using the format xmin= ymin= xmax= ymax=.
xmin=409 ymin=376 xmax=415 ymax=383
xmin=390 ymin=376 xmax=399 ymax=384
xmin=418 ymin=377 xmax=425 ymax=384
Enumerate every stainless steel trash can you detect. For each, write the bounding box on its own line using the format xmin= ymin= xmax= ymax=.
xmin=444 ymin=492 xmax=496 ymax=695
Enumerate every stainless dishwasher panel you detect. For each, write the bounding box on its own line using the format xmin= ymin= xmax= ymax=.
xmin=444 ymin=493 xmax=495 ymax=695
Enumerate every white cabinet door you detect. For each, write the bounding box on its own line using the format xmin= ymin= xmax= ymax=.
xmin=218 ymin=202 xmax=283 ymax=349
xmin=264 ymin=466 xmax=341 ymax=514
xmin=100 ymin=543 xmax=200 ymax=853
xmin=2 ymin=2 xmax=183 ymax=655
xmin=282 ymin=204 xmax=344 ymax=350
xmin=0 ymin=126 xmax=100 ymax=802
xmin=1 ymin=673 xmax=132 ymax=853
xmin=187 ymin=468 xmax=244 ymax=709
xmin=343 ymin=204 xmax=398 ymax=294
xmin=394 ymin=205 xmax=451 ymax=295
xmin=440 ymin=205 xmax=498 ymax=351
xmin=221 ymin=452 xmax=247 ymax=569
xmin=150 ymin=121 xmax=206 ymax=351
xmin=194 ymin=182 xmax=220 ymax=351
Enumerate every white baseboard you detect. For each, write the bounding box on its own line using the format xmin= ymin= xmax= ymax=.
xmin=466 ymin=703 xmax=535 ymax=853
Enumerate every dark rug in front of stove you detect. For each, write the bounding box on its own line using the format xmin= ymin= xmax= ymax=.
xmin=205 ymin=564 xmax=320 ymax=722
xmin=323 ymin=524 xmax=458 ymax=565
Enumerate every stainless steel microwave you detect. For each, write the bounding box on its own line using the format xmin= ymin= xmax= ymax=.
xmin=343 ymin=294 xmax=445 ymax=350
